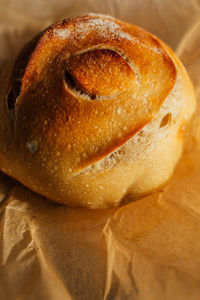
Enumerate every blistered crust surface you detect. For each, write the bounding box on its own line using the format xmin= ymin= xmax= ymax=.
xmin=13 ymin=14 xmax=176 ymax=173
xmin=1 ymin=14 xmax=196 ymax=209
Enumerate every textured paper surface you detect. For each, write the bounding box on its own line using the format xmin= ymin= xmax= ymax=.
xmin=0 ymin=0 xmax=200 ymax=299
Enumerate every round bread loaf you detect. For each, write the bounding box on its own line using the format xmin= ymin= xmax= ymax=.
xmin=0 ymin=14 xmax=196 ymax=208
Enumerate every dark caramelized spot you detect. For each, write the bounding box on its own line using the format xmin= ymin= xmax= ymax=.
xmin=160 ymin=113 xmax=172 ymax=128
xmin=64 ymin=69 xmax=78 ymax=90
xmin=6 ymin=32 xmax=43 ymax=110
xmin=7 ymin=90 xmax=15 ymax=110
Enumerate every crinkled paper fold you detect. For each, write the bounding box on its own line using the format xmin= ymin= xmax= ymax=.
xmin=0 ymin=0 xmax=200 ymax=299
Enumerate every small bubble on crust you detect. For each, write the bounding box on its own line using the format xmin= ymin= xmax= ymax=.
xmin=117 ymin=107 xmax=121 ymax=115
xmin=26 ymin=140 xmax=39 ymax=154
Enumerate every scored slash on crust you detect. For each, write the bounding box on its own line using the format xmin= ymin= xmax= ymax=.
xmin=5 ymin=14 xmax=177 ymax=176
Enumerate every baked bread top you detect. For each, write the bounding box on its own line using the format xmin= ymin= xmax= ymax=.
xmin=0 ymin=14 xmax=196 ymax=208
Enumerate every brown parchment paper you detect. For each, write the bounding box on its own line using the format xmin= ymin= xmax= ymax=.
xmin=0 ymin=0 xmax=200 ymax=299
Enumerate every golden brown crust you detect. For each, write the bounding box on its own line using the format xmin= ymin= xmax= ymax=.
xmin=66 ymin=49 xmax=136 ymax=97
xmin=14 ymin=14 xmax=176 ymax=172
xmin=0 ymin=14 xmax=196 ymax=208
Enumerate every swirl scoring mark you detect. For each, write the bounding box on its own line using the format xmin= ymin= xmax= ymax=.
xmin=64 ymin=48 xmax=136 ymax=99
xmin=14 ymin=15 xmax=177 ymax=174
